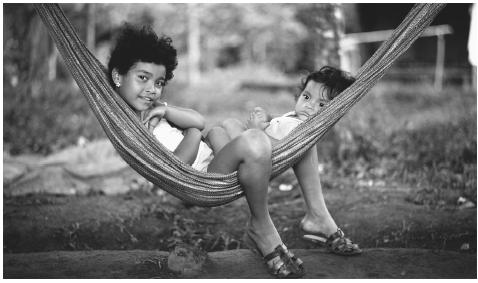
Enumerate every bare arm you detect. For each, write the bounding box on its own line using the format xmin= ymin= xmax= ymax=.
xmin=141 ymin=103 xmax=204 ymax=165
xmin=173 ymin=128 xmax=202 ymax=165
xmin=164 ymin=105 xmax=205 ymax=130
xmin=142 ymin=104 xmax=205 ymax=132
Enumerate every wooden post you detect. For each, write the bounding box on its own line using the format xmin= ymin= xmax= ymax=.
xmin=188 ymin=3 xmax=201 ymax=85
xmin=473 ymin=66 xmax=477 ymax=91
xmin=86 ymin=4 xmax=96 ymax=51
xmin=434 ymin=34 xmax=445 ymax=91
xmin=47 ymin=46 xmax=58 ymax=81
xmin=28 ymin=15 xmax=50 ymax=96
xmin=341 ymin=25 xmax=452 ymax=82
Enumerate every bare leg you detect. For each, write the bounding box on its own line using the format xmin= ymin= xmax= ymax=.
xmin=293 ymin=145 xmax=338 ymax=235
xmin=218 ymin=117 xmax=337 ymax=234
xmin=208 ymin=129 xmax=281 ymax=255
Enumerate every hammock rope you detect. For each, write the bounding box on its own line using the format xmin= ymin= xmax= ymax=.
xmin=34 ymin=3 xmax=445 ymax=206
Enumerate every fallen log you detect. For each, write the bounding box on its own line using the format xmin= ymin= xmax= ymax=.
xmin=4 ymin=248 xmax=476 ymax=279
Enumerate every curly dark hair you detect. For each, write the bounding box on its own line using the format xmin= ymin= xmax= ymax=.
xmin=298 ymin=66 xmax=355 ymax=100
xmin=107 ymin=24 xmax=178 ymax=85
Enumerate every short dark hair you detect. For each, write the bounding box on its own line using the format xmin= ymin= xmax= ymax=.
xmin=107 ymin=24 xmax=178 ymax=85
xmin=298 ymin=66 xmax=355 ymax=100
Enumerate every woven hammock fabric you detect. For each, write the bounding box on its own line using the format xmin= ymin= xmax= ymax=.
xmin=34 ymin=3 xmax=445 ymax=206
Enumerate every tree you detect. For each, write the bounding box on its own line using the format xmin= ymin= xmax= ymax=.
xmin=3 ymin=4 xmax=38 ymax=86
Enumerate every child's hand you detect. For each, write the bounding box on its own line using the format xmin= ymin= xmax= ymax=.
xmin=146 ymin=117 xmax=161 ymax=133
xmin=246 ymin=107 xmax=270 ymax=130
xmin=142 ymin=105 xmax=167 ymax=133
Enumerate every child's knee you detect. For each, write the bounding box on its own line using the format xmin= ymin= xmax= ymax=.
xmin=207 ymin=126 xmax=225 ymax=138
xmin=183 ymin=127 xmax=202 ymax=136
xmin=240 ymin=129 xmax=271 ymax=159
xmin=206 ymin=126 xmax=230 ymax=153
xmin=221 ymin=118 xmax=244 ymax=130
xmin=207 ymin=126 xmax=230 ymax=141
xmin=221 ymin=118 xmax=246 ymax=139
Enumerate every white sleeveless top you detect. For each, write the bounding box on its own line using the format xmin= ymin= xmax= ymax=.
xmin=265 ymin=111 xmax=303 ymax=140
xmin=152 ymin=119 xmax=213 ymax=172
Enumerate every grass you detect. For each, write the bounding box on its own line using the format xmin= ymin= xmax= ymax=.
xmin=3 ymin=64 xmax=476 ymax=204
xmin=335 ymin=82 xmax=477 ymax=204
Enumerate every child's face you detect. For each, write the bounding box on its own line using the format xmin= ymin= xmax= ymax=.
xmin=295 ymin=81 xmax=330 ymax=121
xmin=115 ymin=62 xmax=166 ymax=113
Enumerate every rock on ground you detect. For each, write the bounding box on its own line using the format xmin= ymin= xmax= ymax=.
xmin=3 ymin=139 xmax=152 ymax=196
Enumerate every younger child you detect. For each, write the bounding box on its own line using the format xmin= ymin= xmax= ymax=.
xmin=206 ymin=66 xmax=355 ymax=150
xmin=206 ymin=66 xmax=362 ymax=255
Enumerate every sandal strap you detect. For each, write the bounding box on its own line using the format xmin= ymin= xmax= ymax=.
xmin=327 ymin=228 xmax=345 ymax=242
xmin=264 ymin=244 xmax=305 ymax=278
xmin=281 ymin=246 xmax=303 ymax=266
xmin=263 ymin=246 xmax=282 ymax=262
xmin=326 ymin=228 xmax=361 ymax=254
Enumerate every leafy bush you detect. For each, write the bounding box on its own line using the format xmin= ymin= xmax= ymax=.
xmin=3 ymin=81 xmax=105 ymax=155
xmin=317 ymin=84 xmax=477 ymax=204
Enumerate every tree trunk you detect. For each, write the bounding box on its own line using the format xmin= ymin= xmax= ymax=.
xmin=47 ymin=46 xmax=59 ymax=81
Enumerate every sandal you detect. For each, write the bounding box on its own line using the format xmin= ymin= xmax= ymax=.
xmin=303 ymin=228 xmax=362 ymax=256
xmin=243 ymin=233 xmax=305 ymax=278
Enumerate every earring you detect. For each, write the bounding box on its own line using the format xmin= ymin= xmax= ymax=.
xmin=114 ymin=73 xmax=120 ymax=87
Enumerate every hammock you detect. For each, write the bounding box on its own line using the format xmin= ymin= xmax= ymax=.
xmin=34 ymin=3 xmax=445 ymax=207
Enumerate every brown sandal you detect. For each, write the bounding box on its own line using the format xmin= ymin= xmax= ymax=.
xmin=303 ymin=228 xmax=362 ymax=256
xmin=243 ymin=233 xmax=305 ymax=278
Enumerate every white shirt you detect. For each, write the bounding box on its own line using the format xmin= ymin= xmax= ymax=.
xmin=152 ymin=119 xmax=213 ymax=172
xmin=265 ymin=111 xmax=303 ymax=140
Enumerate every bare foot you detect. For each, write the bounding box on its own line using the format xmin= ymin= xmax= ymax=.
xmin=300 ymin=215 xmax=338 ymax=236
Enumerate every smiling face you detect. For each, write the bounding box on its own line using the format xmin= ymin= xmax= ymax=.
xmin=294 ymin=81 xmax=331 ymax=121
xmin=113 ymin=61 xmax=166 ymax=113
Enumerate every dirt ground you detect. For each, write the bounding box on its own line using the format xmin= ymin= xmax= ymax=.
xmin=4 ymin=166 xmax=476 ymax=253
